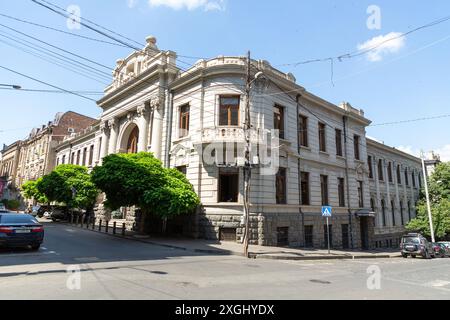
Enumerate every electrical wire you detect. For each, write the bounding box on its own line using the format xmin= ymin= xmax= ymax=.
xmin=0 ymin=87 xmax=103 ymax=95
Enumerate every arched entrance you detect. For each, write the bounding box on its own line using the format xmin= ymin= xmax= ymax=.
xmin=127 ymin=126 xmax=139 ymax=154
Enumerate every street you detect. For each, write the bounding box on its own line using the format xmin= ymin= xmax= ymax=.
xmin=0 ymin=221 xmax=449 ymax=300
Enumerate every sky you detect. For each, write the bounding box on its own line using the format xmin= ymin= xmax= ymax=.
xmin=0 ymin=0 xmax=449 ymax=160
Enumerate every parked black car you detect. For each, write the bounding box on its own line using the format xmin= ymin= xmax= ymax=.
xmin=400 ymin=233 xmax=434 ymax=259
xmin=432 ymin=243 xmax=447 ymax=258
xmin=0 ymin=213 xmax=44 ymax=250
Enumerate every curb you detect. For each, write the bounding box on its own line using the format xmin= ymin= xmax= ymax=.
xmin=60 ymin=223 xmax=400 ymax=261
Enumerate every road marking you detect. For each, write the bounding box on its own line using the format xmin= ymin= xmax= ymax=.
xmin=73 ymin=257 xmax=100 ymax=262
xmin=425 ymin=280 xmax=450 ymax=288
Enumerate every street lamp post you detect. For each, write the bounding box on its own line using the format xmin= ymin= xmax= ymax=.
xmin=421 ymin=151 xmax=435 ymax=243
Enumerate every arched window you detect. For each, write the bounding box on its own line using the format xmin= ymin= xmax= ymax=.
xmin=391 ymin=200 xmax=396 ymax=226
xmin=127 ymin=126 xmax=139 ymax=154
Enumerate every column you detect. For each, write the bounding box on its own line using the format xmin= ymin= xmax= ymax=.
xmin=137 ymin=104 xmax=150 ymax=152
xmin=374 ymin=156 xmax=381 ymax=228
xmin=99 ymin=122 xmax=110 ymax=163
xmin=150 ymin=97 xmax=163 ymax=159
xmin=108 ymin=119 xmax=119 ymax=155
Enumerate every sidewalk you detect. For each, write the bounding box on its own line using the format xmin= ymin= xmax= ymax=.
xmin=61 ymin=220 xmax=401 ymax=261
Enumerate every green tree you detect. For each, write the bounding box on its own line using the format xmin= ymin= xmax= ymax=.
xmin=37 ymin=165 xmax=98 ymax=210
xmin=21 ymin=179 xmax=48 ymax=204
xmin=91 ymin=152 xmax=199 ymax=220
xmin=407 ymin=162 xmax=450 ymax=239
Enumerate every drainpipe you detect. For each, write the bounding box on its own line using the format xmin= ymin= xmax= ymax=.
xmin=296 ymin=94 xmax=305 ymax=247
xmin=342 ymin=115 xmax=354 ymax=249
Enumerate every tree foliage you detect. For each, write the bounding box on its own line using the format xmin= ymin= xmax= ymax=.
xmin=91 ymin=152 xmax=199 ymax=218
xmin=37 ymin=165 xmax=98 ymax=209
xmin=21 ymin=179 xmax=48 ymax=204
xmin=407 ymin=162 xmax=450 ymax=239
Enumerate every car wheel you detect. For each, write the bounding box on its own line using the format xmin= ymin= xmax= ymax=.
xmin=402 ymin=253 xmax=408 ymax=258
xmin=30 ymin=244 xmax=40 ymax=251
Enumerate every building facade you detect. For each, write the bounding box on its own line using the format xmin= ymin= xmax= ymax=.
xmin=0 ymin=141 xmax=22 ymax=201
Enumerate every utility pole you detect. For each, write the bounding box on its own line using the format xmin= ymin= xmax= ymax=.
xmin=421 ymin=151 xmax=435 ymax=242
xmin=243 ymin=51 xmax=252 ymax=258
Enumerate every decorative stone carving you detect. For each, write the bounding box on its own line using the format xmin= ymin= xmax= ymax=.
xmin=100 ymin=121 xmax=109 ymax=133
xmin=137 ymin=104 xmax=148 ymax=118
xmin=150 ymin=96 xmax=162 ymax=110
xmin=107 ymin=119 xmax=117 ymax=130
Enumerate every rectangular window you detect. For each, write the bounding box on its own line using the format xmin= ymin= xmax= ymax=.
xmin=273 ymin=105 xmax=285 ymax=140
xmin=304 ymin=225 xmax=313 ymax=248
xmin=324 ymin=225 xmax=333 ymax=248
xmin=71 ymin=152 xmax=75 ymax=164
xmin=405 ymin=168 xmax=409 ymax=186
xmin=300 ymin=172 xmax=310 ymax=205
xmin=338 ymin=177 xmax=345 ymax=207
xmin=320 ymin=175 xmax=329 ymax=206
xmin=89 ymin=145 xmax=94 ymax=166
xmin=219 ymin=96 xmax=240 ymax=126
xmin=82 ymin=148 xmax=87 ymax=166
xmin=391 ymin=201 xmax=396 ymax=226
xmin=318 ymin=123 xmax=326 ymax=152
xmin=412 ymin=171 xmax=416 ymax=188
xmin=62 ymin=155 xmax=66 ymax=165
xmin=388 ymin=162 xmax=393 ymax=183
xmin=378 ymin=159 xmax=384 ymax=181
xmin=335 ymin=129 xmax=343 ymax=157
xmin=358 ymin=180 xmax=364 ymax=208
xmin=353 ymin=135 xmax=360 ymax=160
xmin=177 ymin=166 xmax=187 ymax=175
xmin=368 ymin=156 xmax=374 ymax=179
xmin=218 ymin=169 xmax=239 ymax=203
xmin=341 ymin=224 xmax=349 ymax=249
xmin=298 ymin=115 xmax=308 ymax=147
xmin=397 ymin=165 xmax=402 ymax=185
xmin=76 ymin=150 xmax=81 ymax=165
xmin=179 ymin=104 xmax=190 ymax=138
xmin=276 ymin=168 xmax=287 ymax=204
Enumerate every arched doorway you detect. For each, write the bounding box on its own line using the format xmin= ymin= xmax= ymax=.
xmin=127 ymin=126 xmax=139 ymax=154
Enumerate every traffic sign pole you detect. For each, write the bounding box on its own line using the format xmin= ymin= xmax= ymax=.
xmin=326 ymin=217 xmax=331 ymax=254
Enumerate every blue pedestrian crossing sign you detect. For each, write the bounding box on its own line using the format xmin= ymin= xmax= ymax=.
xmin=322 ymin=206 xmax=332 ymax=217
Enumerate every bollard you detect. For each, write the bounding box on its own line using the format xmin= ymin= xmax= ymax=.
xmin=105 ymin=221 xmax=109 ymax=234
xmin=113 ymin=222 xmax=116 ymax=235
xmin=122 ymin=223 xmax=126 ymax=236
xmin=99 ymin=219 xmax=102 ymax=232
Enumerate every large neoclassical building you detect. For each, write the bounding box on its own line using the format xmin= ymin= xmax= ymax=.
xmin=54 ymin=36 xmax=422 ymax=250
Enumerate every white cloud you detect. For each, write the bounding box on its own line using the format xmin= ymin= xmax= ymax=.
xmin=127 ymin=0 xmax=139 ymax=8
xmin=357 ymin=32 xmax=406 ymax=62
xmin=148 ymin=0 xmax=225 ymax=11
xmin=396 ymin=145 xmax=450 ymax=162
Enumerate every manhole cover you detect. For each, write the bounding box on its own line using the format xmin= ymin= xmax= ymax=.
xmin=309 ymin=279 xmax=331 ymax=284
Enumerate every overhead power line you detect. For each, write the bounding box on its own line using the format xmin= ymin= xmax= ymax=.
xmin=0 ymin=87 xmax=103 ymax=95
xmin=369 ymin=114 xmax=450 ymax=127
xmin=0 ymin=12 xmax=128 ymax=48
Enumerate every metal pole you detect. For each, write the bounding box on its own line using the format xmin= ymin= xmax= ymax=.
xmin=243 ymin=51 xmax=252 ymax=258
xmin=327 ymin=217 xmax=331 ymax=254
xmin=421 ymin=154 xmax=435 ymax=242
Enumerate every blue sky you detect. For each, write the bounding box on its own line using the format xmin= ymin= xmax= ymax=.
xmin=1 ymin=0 xmax=449 ymax=160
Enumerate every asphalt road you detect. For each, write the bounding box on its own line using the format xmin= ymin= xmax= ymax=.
xmin=0 ymin=221 xmax=449 ymax=300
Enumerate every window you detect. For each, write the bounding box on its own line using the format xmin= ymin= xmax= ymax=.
xmin=388 ymin=162 xmax=393 ymax=183
xmin=370 ymin=198 xmax=375 ymax=213
xmin=412 ymin=171 xmax=416 ymax=188
xmin=391 ymin=200 xmax=396 ymax=226
xmin=304 ymin=225 xmax=313 ymax=248
xmin=408 ymin=201 xmax=411 ymax=221
xmin=276 ymin=168 xmax=287 ymax=204
xmin=219 ymin=96 xmax=240 ymax=126
xmin=354 ymin=135 xmax=360 ymax=160
xmin=318 ymin=123 xmax=326 ymax=152
xmin=71 ymin=152 xmax=75 ymax=164
xmin=320 ymin=175 xmax=329 ymax=206
xmin=400 ymin=201 xmax=404 ymax=226
xmin=335 ymin=129 xmax=343 ymax=157
xmin=381 ymin=200 xmax=386 ymax=227
xmin=358 ymin=181 xmax=364 ymax=208
xmin=179 ymin=104 xmax=190 ymax=138
xmin=89 ymin=145 xmax=94 ymax=166
xmin=418 ymin=174 xmax=422 ymax=189
xmin=62 ymin=155 xmax=66 ymax=165
xmin=273 ymin=105 xmax=285 ymax=140
xmin=82 ymin=148 xmax=87 ymax=166
xmin=405 ymin=168 xmax=409 ymax=186
xmin=397 ymin=165 xmax=402 ymax=184
xmin=177 ymin=166 xmax=187 ymax=175
xmin=127 ymin=126 xmax=139 ymax=154
xmin=341 ymin=224 xmax=349 ymax=249
xmin=324 ymin=225 xmax=333 ymax=248
xmin=378 ymin=159 xmax=384 ymax=181
xmin=218 ymin=169 xmax=239 ymax=203
xmin=298 ymin=115 xmax=308 ymax=147
xmin=368 ymin=156 xmax=374 ymax=179
xmin=300 ymin=172 xmax=310 ymax=205
xmin=76 ymin=150 xmax=81 ymax=165
xmin=338 ymin=178 xmax=345 ymax=207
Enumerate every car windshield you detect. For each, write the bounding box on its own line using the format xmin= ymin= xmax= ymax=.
xmin=402 ymin=237 xmax=419 ymax=244
xmin=0 ymin=215 xmax=39 ymax=224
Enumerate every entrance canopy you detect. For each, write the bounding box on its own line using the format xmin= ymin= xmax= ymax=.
xmin=355 ymin=209 xmax=376 ymax=218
